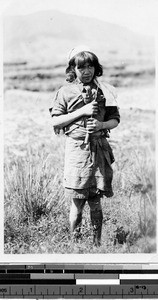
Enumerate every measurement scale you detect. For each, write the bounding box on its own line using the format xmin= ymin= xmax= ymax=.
xmin=0 ymin=263 xmax=158 ymax=298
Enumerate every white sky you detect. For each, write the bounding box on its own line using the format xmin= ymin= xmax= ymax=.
xmin=1 ymin=0 xmax=158 ymax=36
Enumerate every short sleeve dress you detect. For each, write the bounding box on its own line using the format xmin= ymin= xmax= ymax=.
xmin=49 ymin=79 xmax=120 ymax=198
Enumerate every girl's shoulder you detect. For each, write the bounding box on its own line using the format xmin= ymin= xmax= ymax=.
xmin=102 ymin=82 xmax=117 ymax=98
xmin=59 ymin=82 xmax=79 ymax=93
xmin=55 ymin=82 xmax=81 ymax=102
xmin=97 ymin=80 xmax=117 ymax=99
xmin=95 ymin=79 xmax=118 ymax=106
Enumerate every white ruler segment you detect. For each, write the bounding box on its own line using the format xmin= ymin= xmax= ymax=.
xmin=76 ymin=279 xmax=120 ymax=285
xmin=120 ymin=274 xmax=158 ymax=280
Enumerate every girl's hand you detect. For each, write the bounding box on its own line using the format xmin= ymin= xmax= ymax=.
xmin=53 ymin=126 xmax=65 ymax=135
xmin=54 ymin=126 xmax=61 ymax=134
xmin=81 ymin=100 xmax=98 ymax=116
xmin=86 ymin=118 xmax=103 ymax=133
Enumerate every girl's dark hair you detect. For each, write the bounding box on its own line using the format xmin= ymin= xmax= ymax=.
xmin=66 ymin=51 xmax=103 ymax=82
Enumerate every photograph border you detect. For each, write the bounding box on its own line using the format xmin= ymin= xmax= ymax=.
xmin=0 ymin=0 xmax=158 ymax=264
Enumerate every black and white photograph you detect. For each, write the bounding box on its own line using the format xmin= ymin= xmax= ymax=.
xmin=2 ymin=0 xmax=157 ymax=256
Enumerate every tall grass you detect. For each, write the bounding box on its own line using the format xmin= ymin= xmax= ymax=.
xmin=110 ymin=144 xmax=156 ymax=253
xmin=4 ymin=143 xmax=68 ymax=253
xmin=4 ymin=139 xmax=156 ymax=254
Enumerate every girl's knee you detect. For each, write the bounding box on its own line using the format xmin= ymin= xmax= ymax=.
xmin=69 ymin=199 xmax=86 ymax=232
xmin=88 ymin=196 xmax=102 ymax=212
xmin=69 ymin=199 xmax=86 ymax=221
xmin=72 ymin=198 xmax=86 ymax=212
xmin=91 ymin=209 xmax=103 ymax=221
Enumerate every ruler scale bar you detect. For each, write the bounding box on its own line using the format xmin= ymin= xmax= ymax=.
xmin=0 ymin=285 xmax=158 ymax=297
xmin=0 ymin=264 xmax=158 ymax=298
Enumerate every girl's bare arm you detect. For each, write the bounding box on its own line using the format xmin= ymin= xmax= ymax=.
xmin=101 ymin=119 xmax=118 ymax=130
xmin=86 ymin=118 xmax=118 ymax=133
xmin=52 ymin=101 xmax=98 ymax=128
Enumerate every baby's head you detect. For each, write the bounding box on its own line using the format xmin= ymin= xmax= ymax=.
xmin=66 ymin=46 xmax=103 ymax=83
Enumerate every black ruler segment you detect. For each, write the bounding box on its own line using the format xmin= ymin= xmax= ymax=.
xmin=46 ymin=269 xmax=63 ymax=273
xmin=0 ymin=265 xmax=25 ymax=270
xmin=65 ymin=269 xmax=83 ymax=273
xmin=121 ymin=280 xmax=158 ymax=285
xmin=123 ymin=270 xmax=158 ymax=274
xmin=0 ymin=279 xmax=76 ymax=285
xmin=25 ymin=269 xmax=44 ymax=273
xmin=7 ymin=269 xmax=25 ymax=274
xmin=0 ymin=274 xmax=30 ymax=279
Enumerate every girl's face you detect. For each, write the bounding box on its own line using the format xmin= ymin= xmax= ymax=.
xmin=75 ymin=62 xmax=95 ymax=84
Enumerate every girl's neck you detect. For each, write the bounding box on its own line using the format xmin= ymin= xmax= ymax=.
xmin=83 ymin=81 xmax=97 ymax=89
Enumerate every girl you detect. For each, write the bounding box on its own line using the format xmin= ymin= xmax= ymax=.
xmin=49 ymin=45 xmax=120 ymax=247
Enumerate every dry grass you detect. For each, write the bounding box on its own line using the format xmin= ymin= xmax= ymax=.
xmin=4 ymin=139 xmax=156 ymax=254
xmin=4 ymin=79 xmax=156 ymax=253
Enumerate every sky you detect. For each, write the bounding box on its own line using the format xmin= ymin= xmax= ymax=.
xmin=1 ymin=0 xmax=158 ymax=37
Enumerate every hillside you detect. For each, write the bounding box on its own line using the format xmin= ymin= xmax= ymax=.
xmin=3 ymin=10 xmax=154 ymax=65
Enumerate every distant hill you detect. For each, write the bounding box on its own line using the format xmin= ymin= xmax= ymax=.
xmin=3 ymin=10 xmax=154 ymax=65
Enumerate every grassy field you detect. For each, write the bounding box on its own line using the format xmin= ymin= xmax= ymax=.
xmin=4 ymin=62 xmax=156 ymax=254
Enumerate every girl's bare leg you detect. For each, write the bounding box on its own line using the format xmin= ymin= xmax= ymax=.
xmin=69 ymin=199 xmax=86 ymax=239
xmin=88 ymin=195 xmax=103 ymax=247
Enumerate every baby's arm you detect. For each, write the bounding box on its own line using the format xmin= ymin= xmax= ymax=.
xmin=52 ymin=101 xmax=98 ymax=128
